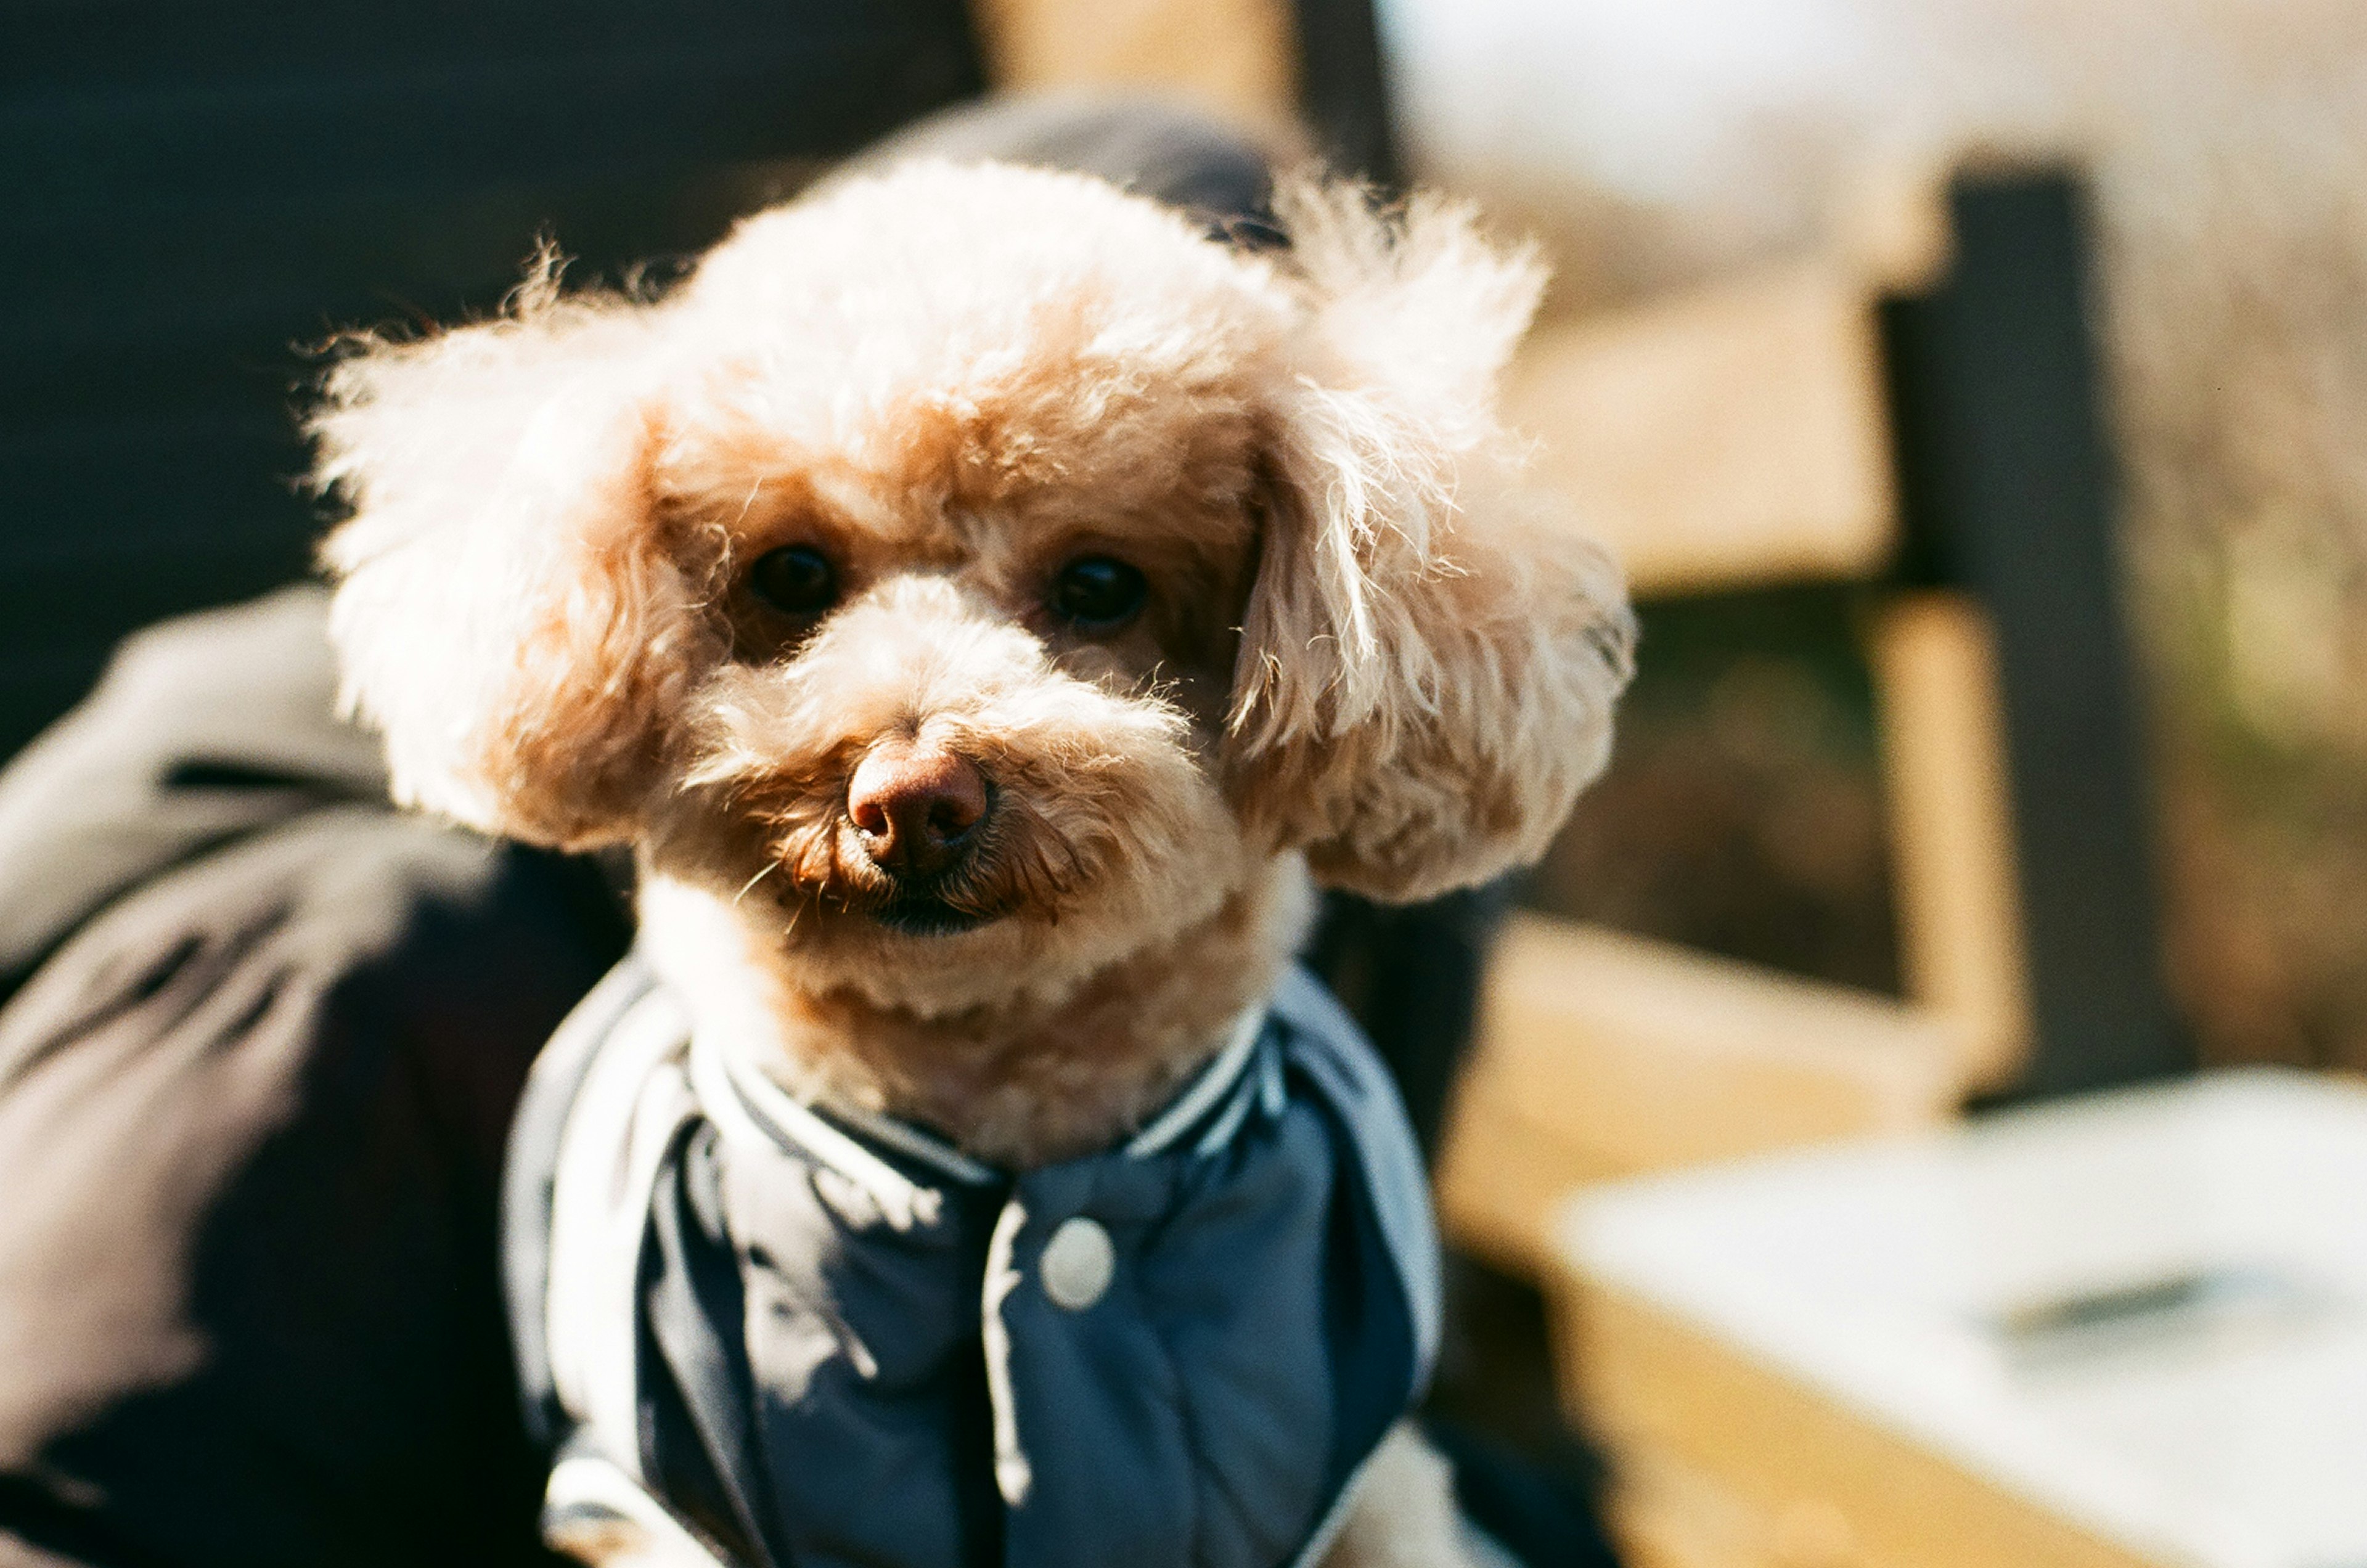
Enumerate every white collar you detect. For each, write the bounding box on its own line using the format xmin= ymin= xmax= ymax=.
xmin=686 ymin=999 xmax=1273 ymax=1223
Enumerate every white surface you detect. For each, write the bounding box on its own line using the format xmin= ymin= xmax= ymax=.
xmin=1376 ymin=0 xmax=1908 ymax=204
xmin=1564 ymin=1069 xmax=2367 ymax=1568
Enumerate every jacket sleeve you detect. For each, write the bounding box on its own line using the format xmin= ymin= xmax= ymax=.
xmin=0 ymin=594 xmax=627 ymax=1568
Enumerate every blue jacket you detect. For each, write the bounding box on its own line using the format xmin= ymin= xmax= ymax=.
xmin=503 ymin=955 xmax=1440 ymax=1568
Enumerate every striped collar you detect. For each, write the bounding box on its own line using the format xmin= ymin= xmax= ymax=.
xmin=687 ymin=1001 xmax=1272 ymax=1227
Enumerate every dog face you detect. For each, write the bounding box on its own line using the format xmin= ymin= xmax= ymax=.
xmin=313 ymin=161 xmax=1632 ymax=1017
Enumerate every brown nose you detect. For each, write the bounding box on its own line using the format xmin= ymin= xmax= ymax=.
xmin=846 ymin=740 xmax=989 ymax=881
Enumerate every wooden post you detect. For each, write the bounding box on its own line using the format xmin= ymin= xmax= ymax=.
xmin=1501 ymin=266 xmax=1898 ymax=597
xmin=1868 ymin=592 xmax=2033 ymax=1089
xmin=1880 ymin=175 xmax=2188 ymax=1095
xmin=969 ymin=0 xmax=1300 ymax=133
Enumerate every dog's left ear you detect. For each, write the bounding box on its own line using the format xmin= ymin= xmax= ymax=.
xmin=1226 ymin=183 xmax=1636 ymax=904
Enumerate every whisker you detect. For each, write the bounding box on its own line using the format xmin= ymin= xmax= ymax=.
xmin=734 ymin=860 xmax=780 ymax=906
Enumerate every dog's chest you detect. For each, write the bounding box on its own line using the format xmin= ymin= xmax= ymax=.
xmin=508 ymin=958 xmax=1437 ymax=1568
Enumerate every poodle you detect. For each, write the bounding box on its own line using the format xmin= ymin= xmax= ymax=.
xmin=309 ymin=156 xmax=1632 ymax=1568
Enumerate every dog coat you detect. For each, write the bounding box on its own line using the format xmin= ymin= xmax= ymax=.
xmin=503 ymin=954 xmax=1441 ymax=1568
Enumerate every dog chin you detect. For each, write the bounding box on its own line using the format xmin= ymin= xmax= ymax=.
xmin=800 ymin=869 xmax=1219 ymax=1013
xmin=866 ymin=894 xmax=994 ymax=939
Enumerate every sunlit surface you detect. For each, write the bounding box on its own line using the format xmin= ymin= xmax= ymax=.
xmin=1572 ymin=1072 xmax=2367 ymax=1567
xmin=1376 ymin=0 xmax=1902 ymax=203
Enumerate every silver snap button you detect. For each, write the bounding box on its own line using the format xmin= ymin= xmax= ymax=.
xmin=1039 ymin=1216 xmax=1114 ymax=1311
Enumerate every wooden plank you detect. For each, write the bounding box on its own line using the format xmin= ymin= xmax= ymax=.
xmin=970 ymin=0 xmax=1299 ymax=132
xmin=1434 ymin=915 xmax=1966 ymax=1273
xmin=1603 ymin=1451 xmax=1774 ymax=1568
xmin=1870 ymin=592 xmax=2032 ymax=1089
xmin=1466 ymin=915 xmax=1965 ymax=1165
xmin=1434 ymin=1057 xmax=1625 ymax=1274
xmin=1556 ymin=1281 xmax=2161 ymax=1568
xmin=1608 ymin=1447 xmax=1880 ymax=1568
xmin=1880 ymin=175 xmax=2186 ymax=1095
xmin=1502 ymin=266 xmax=1898 ymax=598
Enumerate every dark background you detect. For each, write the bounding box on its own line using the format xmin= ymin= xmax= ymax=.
xmin=4 ymin=0 xmax=986 ymax=762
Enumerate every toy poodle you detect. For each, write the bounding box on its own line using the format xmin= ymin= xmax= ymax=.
xmin=309 ymin=157 xmax=1632 ymax=1568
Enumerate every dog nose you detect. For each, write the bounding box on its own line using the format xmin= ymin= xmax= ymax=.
xmin=847 ymin=740 xmax=989 ymax=880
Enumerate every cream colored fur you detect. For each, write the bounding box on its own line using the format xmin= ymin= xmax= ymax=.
xmin=311 ymin=157 xmax=1632 ymax=1567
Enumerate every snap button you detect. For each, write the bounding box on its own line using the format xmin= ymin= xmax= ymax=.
xmin=1039 ymin=1215 xmax=1115 ymax=1311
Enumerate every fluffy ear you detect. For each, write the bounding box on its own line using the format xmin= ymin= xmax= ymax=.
xmin=1227 ymin=183 xmax=1637 ymax=903
xmin=309 ymin=264 xmax=711 ymax=849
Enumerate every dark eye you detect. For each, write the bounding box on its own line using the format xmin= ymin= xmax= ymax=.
xmin=1050 ymin=556 xmax=1147 ymax=630
xmin=748 ymin=545 xmax=836 ymax=616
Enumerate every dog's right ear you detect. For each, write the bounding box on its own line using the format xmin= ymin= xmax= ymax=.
xmin=310 ymin=267 xmax=711 ymax=849
xmin=1223 ymin=183 xmax=1635 ymax=903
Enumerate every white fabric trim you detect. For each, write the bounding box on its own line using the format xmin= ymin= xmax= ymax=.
xmin=1193 ymin=1066 xmax=1260 ymax=1158
xmin=981 ymin=1198 xmax=1034 ymax=1506
xmin=1259 ymin=1043 xmax=1287 ymax=1119
xmin=687 ymin=1028 xmax=946 ymax=1233
xmin=824 ymin=1095 xmax=1000 ymax=1186
xmin=690 ymin=997 xmax=1270 ymax=1195
xmin=1127 ymin=1002 xmax=1267 ymax=1157
xmin=544 ymin=987 xmax=698 ymax=1482
xmin=546 ymin=1452 xmax=734 ymax=1568
xmin=1270 ymin=968 xmax=1445 ymax=1386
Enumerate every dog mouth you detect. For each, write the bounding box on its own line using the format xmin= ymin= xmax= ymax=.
xmin=742 ymin=819 xmax=1026 ymax=938
xmin=737 ymin=782 xmax=1049 ymax=939
xmin=869 ymin=893 xmax=994 ymax=937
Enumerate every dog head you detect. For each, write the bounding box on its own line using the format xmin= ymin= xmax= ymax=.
xmin=313 ymin=160 xmax=1632 ymax=1017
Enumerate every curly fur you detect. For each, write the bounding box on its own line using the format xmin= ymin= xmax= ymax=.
xmin=313 ymin=158 xmax=1632 ymax=1561
xmin=315 ymin=163 xmax=1631 ymax=936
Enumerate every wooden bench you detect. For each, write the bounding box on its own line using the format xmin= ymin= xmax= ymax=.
xmin=1427 ymin=168 xmax=2194 ymax=1564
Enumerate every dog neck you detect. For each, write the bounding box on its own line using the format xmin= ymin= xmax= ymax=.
xmin=636 ymin=859 xmax=1314 ymax=1168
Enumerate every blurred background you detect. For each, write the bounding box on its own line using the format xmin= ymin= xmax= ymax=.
xmin=1396 ymin=0 xmax=2367 ymax=1080
xmin=10 ymin=2 xmax=2367 ymax=1564
xmin=12 ymin=0 xmax=2364 ymax=1076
